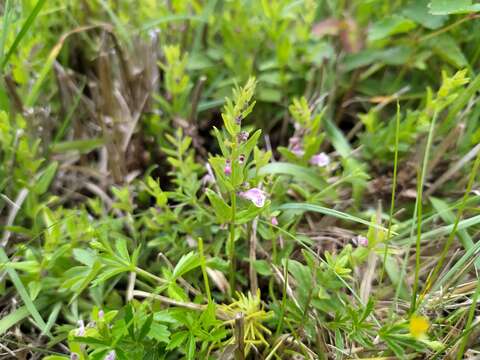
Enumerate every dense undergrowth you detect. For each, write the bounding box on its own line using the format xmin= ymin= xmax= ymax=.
xmin=1 ymin=1 xmax=480 ymax=359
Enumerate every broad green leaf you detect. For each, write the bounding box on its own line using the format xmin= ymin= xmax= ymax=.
xmin=33 ymin=162 xmax=58 ymax=195
xmin=148 ymin=322 xmax=171 ymax=343
xmin=368 ymin=15 xmax=416 ymax=42
xmin=343 ymin=46 xmax=414 ymax=71
xmin=253 ymin=260 xmax=272 ymax=276
xmin=115 ymin=238 xmax=131 ymax=263
xmin=73 ymin=248 xmax=97 ymax=267
xmin=429 ymin=0 xmax=480 ymax=15
xmin=138 ymin=314 xmax=154 ymax=340
xmin=402 ymin=0 xmax=447 ymax=29
xmin=426 ymin=34 xmax=468 ymax=68
xmin=205 ymin=188 xmax=232 ymax=223
xmin=166 ymin=330 xmax=188 ymax=350
xmin=173 ymin=252 xmax=202 ymax=279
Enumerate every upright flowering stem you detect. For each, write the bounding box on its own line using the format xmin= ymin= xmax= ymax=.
xmin=228 ymin=171 xmax=237 ymax=296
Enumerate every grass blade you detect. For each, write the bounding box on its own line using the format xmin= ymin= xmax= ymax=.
xmin=278 ymin=202 xmax=392 ymax=233
xmin=0 ymin=0 xmax=13 ymax=65
xmin=0 ymin=298 xmax=48 ymax=336
xmin=421 ymin=147 xmax=480 ymax=297
xmin=1 ymin=0 xmax=47 ymax=71
xmin=259 ymin=162 xmax=327 ymax=190
xmin=0 ymin=248 xmax=50 ymax=337
xmin=379 ymin=101 xmax=401 ymax=285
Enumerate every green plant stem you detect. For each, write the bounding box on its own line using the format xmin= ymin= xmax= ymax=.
xmin=135 ymin=267 xmax=166 ymax=284
xmin=198 ymin=237 xmax=212 ymax=303
xmin=392 ymin=108 xmax=437 ymax=317
xmin=379 ymin=101 xmax=401 ymax=286
xmin=411 ymin=171 xmax=424 ymax=312
xmin=229 ymin=189 xmax=237 ymax=296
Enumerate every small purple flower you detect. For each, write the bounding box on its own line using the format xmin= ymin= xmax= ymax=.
xmin=239 ymin=188 xmax=267 ymax=207
xmin=291 ymin=145 xmax=304 ymax=157
xmin=309 ymin=152 xmax=330 ymax=167
xmin=105 ymin=350 xmax=116 ymax=360
xmin=353 ymin=235 xmax=368 ymax=247
xmin=76 ymin=320 xmax=85 ymax=336
xmin=271 ymin=217 xmax=279 ymax=226
xmin=98 ymin=309 xmax=104 ymax=320
xmin=224 ymin=160 xmax=232 ymax=176
xmin=70 ymin=353 xmax=79 ymax=360
xmin=235 ymin=116 xmax=242 ymax=125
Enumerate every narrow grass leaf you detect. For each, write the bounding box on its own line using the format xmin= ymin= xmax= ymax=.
xmin=259 ymin=163 xmax=327 ymax=190
xmin=278 ymin=202 xmax=391 ymax=233
xmin=1 ymin=0 xmax=47 ymax=71
xmin=0 ymin=248 xmax=50 ymax=336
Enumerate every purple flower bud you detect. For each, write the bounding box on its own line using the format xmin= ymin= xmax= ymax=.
xmin=353 ymin=235 xmax=368 ymax=247
xmin=238 ymin=131 xmax=249 ymax=142
xmin=76 ymin=320 xmax=85 ymax=336
xmin=291 ymin=146 xmax=304 ymax=157
xmin=238 ymin=154 xmax=245 ymax=164
xmin=289 ymin=136 xmax=301 ymax=146
xmin=98 ymin=309 xmax=104 ymax=320
xmin=70 ymin=353 xmax=79 ymax=360
xmin=309 ymin=152 xmax=330 ymax=167
xmin=239 ymin=188 xmax=267 ymax=207
xmin=271 ymin=217 xmax=279 ymax=226
xmin=235 ymin=116 xmax=242 ymax=125
xmin=224 ymin=159 xmax=232 ymax=176
xmin=105 ymin=350 xmax=116 ymax=360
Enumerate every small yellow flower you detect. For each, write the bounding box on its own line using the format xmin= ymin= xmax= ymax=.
xmin=409 ymin=315 xmax=430 ymax=339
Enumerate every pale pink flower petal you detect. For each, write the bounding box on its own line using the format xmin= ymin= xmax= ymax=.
xmin=353 ymin=235 xmax=368 ymax=247
xmin=271 ymin=216 xmax=279 ymax=226
xmin=291 ymin=146 xmax=305 ymax=157
xmin=239 ymin=188 xmax=267 ymax=207
xmin=310 ymin=152 xmax=330 ymax=167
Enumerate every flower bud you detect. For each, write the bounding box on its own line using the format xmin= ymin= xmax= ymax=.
xmin=238 ymin=154 xmax=245 ymax=164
